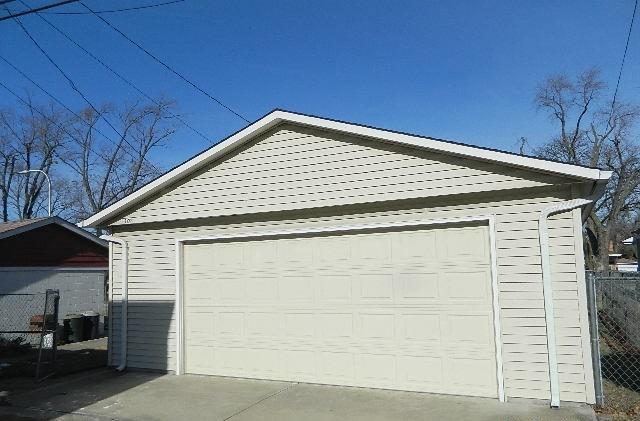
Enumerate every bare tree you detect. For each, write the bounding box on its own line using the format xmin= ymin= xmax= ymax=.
xmin=60 ymin=98 xmax=177 ymax=225
xmin=0 ymin=132 xmax=18 ymax=222
xmin=0 ymin=100 xmax=68 ymax=221
xmin=534 ymin=69 xmax=640 ymax=269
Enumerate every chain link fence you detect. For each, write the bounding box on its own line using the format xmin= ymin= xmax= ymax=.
xmin=0 ymin=289 xmax=59 ymax=380
xmin=588 ymin=271 xmax=640 ymax=418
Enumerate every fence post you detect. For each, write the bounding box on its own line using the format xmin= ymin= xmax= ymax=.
xmin=35 ymin=289 xmax=60 ymax=381
xmin=586 ymin=271 xmax=604 ymax=406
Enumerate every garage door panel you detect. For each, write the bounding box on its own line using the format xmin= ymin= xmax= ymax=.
xmin=246 ymin=276 xmax=278 ymax=301
xmin=359 ymin=274 xmax=394 ymax=300
xmin=279 ymin=275 xmax=314 ymax=301
xmin=447 ymin=314 xmax=494 ymax=346
xmin=319 ymin=275 xmax=352 ymax=301
xmin=398 ymin=272 xmax=440 ymax=299
xmin=443 ymin=269 xmax=492 ymax=302
xmin=321 ymin=351 xmax=355 ymax=381
xmin=359 ymin=313 xmax=395 ymax=339
xmin=184 ymin=224 xmax=497 ymax=398
xmin=320 ymin=313 xmax=353 ymax=338
xmin=215 ymin=311 xmax=243 ymax=336
xmin=285 ymin=349 xmax=317 ymax=377
xmin=401 ymin=313 xmax=442 ymax=342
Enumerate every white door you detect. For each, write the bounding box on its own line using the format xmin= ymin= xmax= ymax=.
xmin=182 ymin=224 xmax=498 ymax=397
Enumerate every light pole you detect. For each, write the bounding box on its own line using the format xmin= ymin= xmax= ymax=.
xmin=18 ymin=169 xmax=51 ymax=217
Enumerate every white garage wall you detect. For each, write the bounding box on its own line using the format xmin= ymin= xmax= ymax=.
xmin=104 ymin=124 xmax=593 ymax=403
xmin=108 ymin=188 xmax=592 ymax=403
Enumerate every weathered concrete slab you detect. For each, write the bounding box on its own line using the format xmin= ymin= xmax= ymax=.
xmin=0 ymin=369 xmax=596 ymax=421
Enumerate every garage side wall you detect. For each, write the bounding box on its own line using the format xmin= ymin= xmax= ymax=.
xmin=107 ymin=189 xmax=593 ymax=403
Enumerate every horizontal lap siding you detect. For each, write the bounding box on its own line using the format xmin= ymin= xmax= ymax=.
xmin=108 ymin=189 xmax=591 ymax=403
xmin=106 ymin=124 xmax=590 ymax=402
xmin=498 ymin=210 xmax=588 ymax=403
xmin=120 ymin=126 xmax=566 ymax=226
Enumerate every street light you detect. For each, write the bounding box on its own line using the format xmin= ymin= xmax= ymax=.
xmin=17 ymin=169 xmax=51 ymax=217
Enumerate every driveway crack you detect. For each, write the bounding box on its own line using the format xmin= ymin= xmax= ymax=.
xmin=222 ymin=382 xmax=297 ymax=421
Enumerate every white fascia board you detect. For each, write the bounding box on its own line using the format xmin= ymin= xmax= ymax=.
xmin=79 ymin=115 xmax=283 ymax=227
xmin=282 ymin=112 xmax=611 ymax=180
xmin=80 ymin=110 xmax=611 ymax=228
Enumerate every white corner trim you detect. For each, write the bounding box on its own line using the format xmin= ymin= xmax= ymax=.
xmin=538 ymin=198 xmax=592 ymax=408
xmin=488 ymin=218 xmax=506 ymax=402
xmin=107 ymin=243 xmax=113 ymax=367
xmin=173 ymin=215 xmax=506 ymax=401
xmin=175 ymin=239 xmax=184 ymax=375
xmin=80 ymin=110 xmax=611 ymax=228
xmin=101 ymin=235 xmax=128 ymax=372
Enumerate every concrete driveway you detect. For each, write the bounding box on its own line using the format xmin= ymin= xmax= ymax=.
xmin=0 ymin=368 xmax=595 ymax=421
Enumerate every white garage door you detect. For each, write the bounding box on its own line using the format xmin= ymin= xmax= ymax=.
xmin=182 ymin=224 xmax=498 ymax=397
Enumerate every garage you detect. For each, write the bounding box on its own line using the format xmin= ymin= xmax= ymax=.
xmin=182 ymin=223 xmax=499 ymax=397
xmin=83 ymin=110 xmax=611 ymax=405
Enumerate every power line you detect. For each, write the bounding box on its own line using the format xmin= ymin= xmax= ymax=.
xmin=0 ymin=78 xmax=105 ymax=159
xmin=0 ymin=53 xmax=124 ymax=149
xmin=79 ymin=1 xmax=251 ymax=124
xmin=0 ymin=0 xmax=77 ymax=21
xmin=0 ymin=79 xmax=146 ymax=213
xmin=11 ymin=11 xmax=122 ymax=137
xmin=0 ymin=54 xmax=167 ymax=175
xmin=43 ymin=0 xmax=185 ymax=15
xmin=611 ymin=0 xmax=638 ymax=111
xmin=9 ymin=11 xmax=161 ymax=172
xmin=0 ymin=1 xmax=17 ymax=6
xmin=21 ymin=1 xmax=213 ymax=144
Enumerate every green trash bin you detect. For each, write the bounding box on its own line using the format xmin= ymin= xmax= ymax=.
xmin=64 ymin=314 xmax=84 ymax=343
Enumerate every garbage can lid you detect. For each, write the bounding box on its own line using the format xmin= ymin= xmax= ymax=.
xmin=81 ymin=311 xmax=99 ymax=316
xmin=65 ymin=313 xmax=83 ymax=319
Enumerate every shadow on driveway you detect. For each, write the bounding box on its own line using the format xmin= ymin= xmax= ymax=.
xmin=0 ymin=370 xmax=596 ymax=421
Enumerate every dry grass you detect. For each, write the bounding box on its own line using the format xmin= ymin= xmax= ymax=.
xmin=594 ymin=380 xmax=640 ymax=420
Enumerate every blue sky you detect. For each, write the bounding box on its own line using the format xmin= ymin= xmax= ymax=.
xmin=1 ymin=1 xmax=639 ymax=168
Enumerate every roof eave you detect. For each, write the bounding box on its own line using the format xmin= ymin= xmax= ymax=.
xmin=2 ymin=216 xmax=107 ymax=247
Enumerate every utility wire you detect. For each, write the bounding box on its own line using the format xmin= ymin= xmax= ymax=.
xmin=0 ymin=55 xmax=163 ymax=176
xmin=0 ymin=80 xmax=138 ymax=214
xmin=43 ymin=0 xmax=185 ymax=14
xmin=0 ymin=0 xmax=17 ymax=6
xmin=11 ymin=12 xmax=122 ymax=138
xmin=79 ymin=1 xmax=251 ymax=123
xmin=21 ymin=1 xmax=213 ymax=144
xmin=9 ymin=11 xmax=161 ymax=172
xmin=0 ymin=53 xmax=125 ymax=150
xmin=610 ymin=0 xmax=638 ymax=118
xmin=0 ymin=0 xmax=77 ymax=21
xmin=0 ymin=79 xmax=107 ymax=160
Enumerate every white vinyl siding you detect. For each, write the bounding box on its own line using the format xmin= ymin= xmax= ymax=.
xmin=105 ymin=124 xmax=593 ymax=404
xmin=108 ymin=188 xmax=591 ymax=403
xmin=116 ymin=126 xmax=568 ymax=226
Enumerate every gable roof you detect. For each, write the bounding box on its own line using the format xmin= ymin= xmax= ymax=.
xmin=0 ymin=216 xmax=107 ymax=247
xmin=80 ymin=109 xmax=612 ymax=228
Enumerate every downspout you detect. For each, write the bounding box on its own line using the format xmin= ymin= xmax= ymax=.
xmin=100 ymin=235 xmax=128 ymax=372
xmin=539 ymin=198 xmax=591 ymax=408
